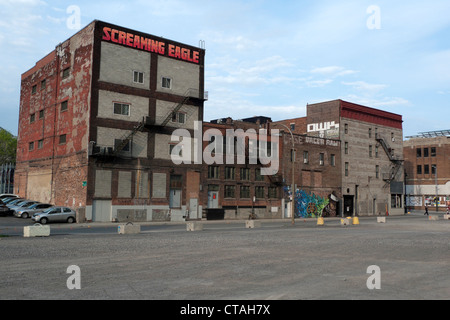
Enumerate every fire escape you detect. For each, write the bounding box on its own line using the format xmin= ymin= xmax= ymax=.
xmin=376 ymin=134 xmax=403 ymax=183
xmin=90 ymin=88 xmax=208 ymax=158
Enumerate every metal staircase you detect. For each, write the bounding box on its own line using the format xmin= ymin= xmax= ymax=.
xmin=376 ymin=135 xmax=403 ymax=183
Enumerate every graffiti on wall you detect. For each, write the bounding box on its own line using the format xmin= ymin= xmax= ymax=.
xmin=284 ymin=187 xmax=338 ymax=218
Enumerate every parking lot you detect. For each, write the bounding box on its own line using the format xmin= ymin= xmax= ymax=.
xmin=0 ymin=213 xmax=449 ymax=301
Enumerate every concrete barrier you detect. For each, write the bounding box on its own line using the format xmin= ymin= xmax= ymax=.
xmin=245 ymin=220 xmax=261 ymax=229
xmin=24 ymin=224 xmax=50 ymax=238
xmin=341 ymin=219 xmax=351 ymax=226
xmin=443 ymin=214 xmax=450 ymax=220
xmin=118 ymin=223 xmax=141 ymax=234
xmin=187 ymin=222 xmax=203 ymax=232
xmin=428 ymin=215 xmax=439 ymax=221
xmin=377 ymin=217 xmax=386 ymax=223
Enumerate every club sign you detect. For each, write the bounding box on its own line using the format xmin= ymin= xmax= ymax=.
xmin=102 ymin=26 xmax=201 ymax=64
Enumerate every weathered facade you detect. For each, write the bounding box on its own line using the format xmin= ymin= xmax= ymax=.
xmin=16 ymin=21 xmax=206 ymax=222
xmin=404 ymin=132 xmax=450 ymax=212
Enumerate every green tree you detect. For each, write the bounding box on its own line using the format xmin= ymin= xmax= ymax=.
xmin=0 ymin=128 xmax=17 ymax=165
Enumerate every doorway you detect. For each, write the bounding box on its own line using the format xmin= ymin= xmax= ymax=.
xmin=343 ymin=195 xmax=354 ymax=216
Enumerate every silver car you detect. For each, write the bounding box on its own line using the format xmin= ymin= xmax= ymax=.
xmin=32 ymin=207 xmax=77 ymax=224
xmin=9 ymin=200 xmax=40 ymax=214
xmin=14 ymin=203 xmax=54 ymax=219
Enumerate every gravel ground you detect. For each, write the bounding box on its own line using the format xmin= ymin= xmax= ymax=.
xmin=0 ymin=215 xmax=449 ymax=300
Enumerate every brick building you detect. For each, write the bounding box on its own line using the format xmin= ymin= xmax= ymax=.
xmin=404 ymin=130 xmax=450 ymax=212
xmin=273 ymin=99 xmax=405 ymax=217
xmin=201 ymin=117 xmax=283 ymax=220
xmin=15 ymin=20 xmax=206 ymax=222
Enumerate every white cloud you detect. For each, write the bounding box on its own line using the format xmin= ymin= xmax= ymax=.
xmin=342 ymin=81 xmax=387 ymax=93
xmin=307 ymin=79 xmax=333 ymax=88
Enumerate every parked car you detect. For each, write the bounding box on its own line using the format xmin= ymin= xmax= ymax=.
xmin=9 ymin=200 xmax=40 ymax=214
xmin=0 ymin=194 xmax=18 ymax=200
xmin=14 ymin=203 xmax=53 ymax=219
xmin=32 ymin=207 xmax=76 ymax=224
xmin=6 ymin=198 xmax=27 ymax=208
xmin=0 ymin=202 xmax=10 ymax=217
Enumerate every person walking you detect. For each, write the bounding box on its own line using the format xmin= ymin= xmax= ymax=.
xmin=424 ymin=205 xmax=429 ymax=216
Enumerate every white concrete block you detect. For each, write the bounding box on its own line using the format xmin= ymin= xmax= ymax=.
xmin=246 ymin=220 xmax=261 ymax=229
xmin=187 ymin=222 xmax=203 ymax=232
xmin=377 ymin=217 xmax=386 ymax=223
xmin=24 ymin=224 xmax=50 ymax=238
xmin=118 ymin=223 xmax=141 ymax=234
xmin=443 ymin=214 xmax=450 ymax=220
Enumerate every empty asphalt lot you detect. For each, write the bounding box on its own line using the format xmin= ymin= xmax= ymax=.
xmin=0 ymin=214 xmax=448 ymax=301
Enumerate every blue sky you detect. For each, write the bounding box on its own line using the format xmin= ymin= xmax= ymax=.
xmin=1 ymin=0 xmax=449 ymax=137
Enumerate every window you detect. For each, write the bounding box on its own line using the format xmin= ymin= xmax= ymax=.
xmin=290 ymin=123 xmax=295 ymax=131
xmin=224 ymin=185 xmax=235 ymax=198
xmin=255 ymin=186 xmax=265 ymax=199
xmin=423 ymin=148 xmax=429 ymax=157
xmin=303 ymin=151 xmax=309 ymax=164
xmin=240 ymin=186 xmax=250 ymax=199
xmin=345 ymin=162 xmax=349 ymax=177
xmin=319 ymin=153 xmax=325 ymax=166
xmin=431 ymin=165 xmax=437 ymax=175
xmin=240 ymin=168 xmax=250 ymax=181
xmin=424 ymin=165 xmax=430 ymax=175
xmin=39 ymin=110 xmax=44 ymax=120
xmin=169 ymin=144 xmax=182 ymax=157
xmin=38 ymin=139 xmax=44 ymax=150
xmin=59 ymin=134 xmax=67 ymax=145
xmin=417 ymin=165 xmax=422 ymax=175
xmin=31 ymin=85 xmax=37 ymax=94
xmin=344 ymin=123 xmax=348 ymax=134
xmin=255 ymin=168 xmax=264 ymax=181
xmin=162 ymin=77 xmax=172 ymax=89
xmin=225 ymin=167 xmax=235 ymax=180
xmin=40 ymin=79 xmax=46 ymax=90
xmin=375 ymin=146 xmax=379 ymax=158
xmin=369 ymin=145 xmax=373 ymax=158
xmin=61 ymin=100 xmax=68 ymax=112
xmin=268 ymin=187 xmax=278 ymax=199
xmin=391 ymin=194 xmax=403 ymax=209
xmin=431 ymin=147 xmax=436 ymax=157
xmin=30 ymin=113 xmax=35 ymax=124
xmin=345 ymin=142 xmax=349 ymax=155
xmin=62 ymin=67 xmax=70 ymax=79
xmin=133 ymin=71 xmax=144 ymax=84
xmin=369 ymin=128 xmax=372 ymax=138
xmin=113 ymin=103 xmax=130 ymax=116
xmin=208 ymin=166 xmax=220 ymax=179
xmin=331 ymin=154 xmax=336 ymax=166
xmin=416 ymin=148 xmax=422 ymax=157
xmin=376 ymin=165 xmax=380 ymax=179
xmin=115 ymin=139 xmax=130 ymax=152
xmin=171 ymin=112 xmax=186 ymax=124
xmin=29 ymin=142 xmax=34 ymax=151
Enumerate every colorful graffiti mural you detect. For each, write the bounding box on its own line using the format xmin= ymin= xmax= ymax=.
xmin=284 ymin=187 xmax=338 ymax=218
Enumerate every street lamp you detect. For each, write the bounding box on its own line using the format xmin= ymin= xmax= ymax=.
xmin=270 ymin=123 xmax=295 ymax=225
xmin=433 ymin=165 xmax=438 ymax=212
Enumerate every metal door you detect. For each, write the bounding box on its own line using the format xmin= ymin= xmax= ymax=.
xmin=189 ymin=198 xmax=199 ymax=219
xmin=93 ymin=200 xmax=112 ymax=222
xmin=208 ymin=191 xmax=219 ymax=209
xmin=169 ymin=189 xmax=182 ymax=208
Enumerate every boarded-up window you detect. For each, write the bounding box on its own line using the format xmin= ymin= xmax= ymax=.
xmin=95 ymin=170 xmax=112 ymax=198
xmin=152 ymin=173 xmax=166 ymax=199
xmin=136 ymin=171 xmax=149 ymax=199
xmin=118 ymin=171 xmax=132 ymax=198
